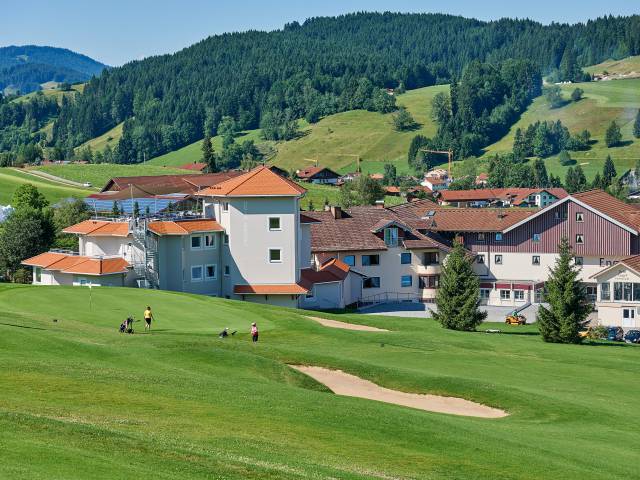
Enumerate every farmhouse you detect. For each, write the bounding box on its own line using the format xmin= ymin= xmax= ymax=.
xmin=296 ymin=166 xmax=340 ymax=185
xmin=436 ymin=188 xmax=567 ymax=208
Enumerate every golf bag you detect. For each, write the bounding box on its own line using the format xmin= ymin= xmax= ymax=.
xmin=119 ymin=317 xmax=134 ymax=334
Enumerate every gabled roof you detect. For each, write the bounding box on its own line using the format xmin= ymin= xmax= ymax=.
xmin=178 ymin=162 xmax=208 ymax=172
xmin=100 ymin=172 xmax=242 ymax=196
xmin=233 ymin=283 xmax=309 ymax=295
xmin=300 ymin=258 xmax=356 ymax=288
xmin=22 ymin=252 xmax=130 ymax=276
xmin=148 ymin=219 xmax=224 ymax=236
xmin=437 ymin=188 xmax=567 ymax=205
xmin=397 ymin=206 xmax=536 ymax=233
xmin=590 ymin=255 xmax=640 ymax=279
xmin=296 ymin=166 xmax=340 ymax=179
xmin=63 ymin=220 xmax=130 ymax=237
xmin=370 ymin=218 xmax=411 ymax=233
xmin=198 ymin=166 xmax=306 ymax=197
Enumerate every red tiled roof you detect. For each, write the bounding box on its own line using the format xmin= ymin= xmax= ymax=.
xmin=573 ymin=189 xmax=640 ymax=232
xmin=300 ymin=213 xmax=321 ymax=224
xmin=101 ymin=172 xmax=242 ymax=196
xmin=63 ymin=220 xmax=130 ymax=237
xmin=300 ymin=257 xmax=353 ymax=288
xmin=198 ymin=166 xmax=306 ymax=197
xmin=22 ymin=253 xmax=130 ymax=276
xmin=148 ymin=219 xmax=224 ymax=236
xmin=233 ymin=284 xmax=308 ymax=295
xmin=437 ymin=188 xmax=567 ymax=204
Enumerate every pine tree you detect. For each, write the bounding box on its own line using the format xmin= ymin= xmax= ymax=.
xmin=603 ymin=155 xmax=617 ymax=187
xmin=633 ymin=109 xmax=640 ymax=139
xmin=536 ymin=237 xmax=592 ymax=344
xmin=591 ymin=172 xmax=605 ymax=190
xmin=512 ymin=128 xmax=527 ymax=161
xmin=532 ymin=158 xmax=549 ymax=187
xmin=564 ymin=167 xmax=577 ymax=193
xmin=574 ymin=164 xmax=587 ymax=192
xmin=432 ymin=241 xmax=487 ymax=331
xmin=202 ymin=134 xmax=216 ymax=172
xmin=605 ymin=121 xmax=622 ymax=147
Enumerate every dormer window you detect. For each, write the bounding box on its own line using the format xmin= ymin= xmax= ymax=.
xmin=384 ymin=227 xmax=399 ymax=247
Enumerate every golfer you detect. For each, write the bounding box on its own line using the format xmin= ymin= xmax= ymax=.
xmin=143 ymin=306 xmax=154 ymax=331
xmin=251 ymin=322 xmax=259 ymax=343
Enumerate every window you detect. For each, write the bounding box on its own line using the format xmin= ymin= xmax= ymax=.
xmin=478 ymin=233 xmax=485 ymax=242
xmin=35 ymin=267 xmax=42 ymax=283
xmin=500 ymin=290 xmax=511 ymax=300
xmin=494 ymin=254 xmax=503 ymax=265
xmin=477 ymin=254 xmax=485 ymax=264
xmin=269 ymin=217 xmax=281 ymax=230
xmin=401 ymin=275 xmax=412 ymax=287
xmin=423 ymin=252 xmax=439 ymax=265
xmin=224 ymin=265 xmax=230 ymax=276
xmin=614 ymin=282 xmax=633 ymax=301
xmin=532 ymin=256 xmax=541 ymax=266
xmin=480 ymin=289 xmax=490 ymax=300
xmin=205 ymin=264 xmax=217 ymax=281
xmin=384 ymin=227 xmax=399 ymax=247
xmin=554 ymin=209 xmax=567 ymax=220
xmin=363 ymin=277 xmax=381 ymax=289
xmin=222 ymin=202 xmax=229 ymax=211
xmin=576 ymin=212 xmax=584 ymax=222
xmin=204 ymin=234 xmax=215 ymax=248
xmin=191 ymin=266 xmax=203 ymax=282
xmin=495 ymin=233 xmax=503 ymax=241
xmin=532 ymin=233 xmax=541 ymax=243
xmin=575 ymin=234 xmax=584 ymax=245
xmin=600 ymin=283 xmax=610 ymax=301
xmin=419 ymin=275 xmax=439 ymax=289
xmin=634 ymin=283 xmax=640 ymax=301
xmin=514 ymin=290 xmax=525 ymax=301
xmin=575 ymin=257 xmax=584 ymax=266
xmin=223 ymin=233 xmax=229 ymax=245
xmin=191 ymin=236 xmax=202 ymax=250
xmin=269 ymin=249 xmax=282 ymax=263
xmin=362 ymin=254 xmax=380 ymax=266
xmin=343 ymin=255 xmax=356 ymax=266
xmin=400 ymin=252 xmax=412 ymax=264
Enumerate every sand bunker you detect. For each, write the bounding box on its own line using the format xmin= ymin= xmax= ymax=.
xmin=290 ymin=365 xmax=507 ymax=418
xmin=305 ymin=316 xmax=389 ymax=332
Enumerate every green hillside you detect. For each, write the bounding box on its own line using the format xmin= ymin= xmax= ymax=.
xmin=584 ymin=55 xmax=640 ymax=75
xmin=1 ymin=284 xmax=639 ymax=479
xmin=32 ymin=164 xmax=198 ymax=190
xmin=77 ymin=122 xmax=124 ymax=153
xmin=147 ymin=85 xmax=446 ymax=174
xmin=0 ymin=168 xmax=90 ymax=205
xmin=482 ymin=78 xmax=640 ymax=180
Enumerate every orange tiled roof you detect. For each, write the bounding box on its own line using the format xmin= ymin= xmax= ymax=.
xmin=62 ymin=220 xmax=129 ymax=237
xmin=22 ymin=253 xmax=130 ymax=276
xmin=233 ymin=283 xmax=308 ymax=295
xmin=178 ymin=162 xmax=208 ymax=172
xmin=147 ymin=219 xmax=223 ymax=236
xmin=198 ymin=166 xmax=306 ymax=197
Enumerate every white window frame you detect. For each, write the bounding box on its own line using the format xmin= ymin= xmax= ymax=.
xmin=576 ymin=234 xmax=585 ymax=245
xmin=576 ymin=212 xmax=584 ymax=222
xmin=477 ymin=254 xmax=485 ymax=264
xmin=204 ymin=234 xmax=216 ymax=249
xmin=269 ymin=248 xmax=282 ymax=263
xmin=500 ymin=290 xmax=511 ymax=300
xmin=268 ymin=217 xmax=281 ymax=231
xmin=480 ymin=289 xmax=490 ymax=299
xmin=494 ymin=254 xmax=503 ymax=265
xmin=191 ymin=265 xmax=203 ymax=282
xmin=204 ymin=264 xmax=217 ymax=281
xmin=191 ymin=235 xmax=203 ymax=250
xmin=514 ymin=290 xmax=525 ymax=301
xmin=532 ymin=255 xmax=541 ymax=266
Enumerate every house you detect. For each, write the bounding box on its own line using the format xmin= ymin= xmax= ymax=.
xmin=24 ymin=167 xmax=358 ymax=310
xmin=436 ymin=188 xmax=567 ymax=208
xmin=178 ymin=162 xmax=208 ymax=172
xmin=475 ymin=173 xmax=489 ymax=186
xmin=295 ymin=166 xmax=340 ymax=185
xmin=591 ymin=256 xmax=640 ymax=328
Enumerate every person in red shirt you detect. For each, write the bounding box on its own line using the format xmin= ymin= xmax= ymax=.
xmin=251 ymin=322 xmax=259 ymax=343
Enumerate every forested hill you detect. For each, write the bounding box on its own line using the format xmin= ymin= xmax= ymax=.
xmin=0 ymin=45 xmax=107 ymax=94
xmin=51 ymin=13 xmax=640 ymax=163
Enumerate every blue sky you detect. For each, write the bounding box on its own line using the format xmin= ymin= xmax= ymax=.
xmin=1 ymin=1 xmax=637 ymax=66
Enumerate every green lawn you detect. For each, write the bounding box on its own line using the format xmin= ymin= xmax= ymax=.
xmin=0 ymin=284 xmax=638 ymax=479
xmin=482 ymin=78 xmax=640 ymax=180
xmin=78 ymin=122 xmax=124 ymax=153
xmin=0 ymin=168 xmax=90 ymax=205
xmin=584 ymin=55 xmax=640 ymax=75
xmin=33 ymin=164 xmax=198 ymax=190
xmin=299 ymin=181 xmax=405 ymax=210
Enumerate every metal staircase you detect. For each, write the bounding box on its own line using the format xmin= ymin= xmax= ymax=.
xmin=130 ymin=219 xmax=159 ymax=289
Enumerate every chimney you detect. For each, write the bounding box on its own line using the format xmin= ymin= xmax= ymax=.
xmin=375 ymin=200 xmax=385 ymax=209
xmin=330 ymin=205 xmax=342 ymax=219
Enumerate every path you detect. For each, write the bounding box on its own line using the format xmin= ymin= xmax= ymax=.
xmin=15 ymin=168 xmax=90 ymax=189
xmin=290 ymin=365 xmax=508 ymax=418
xmin=305 ymin=316 xmax=388 ymax=332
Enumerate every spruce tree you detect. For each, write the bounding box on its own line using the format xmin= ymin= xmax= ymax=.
xmin=633 ymin=109 xmax=640 ymax=139
xmin=603 ymin=155 xmax=617 ymax=187
xmin=533 ymin=158 xmax=549 ymax=187
xmin=432 ymin=241 xmax=487 ymax=331
xmin=202 ymin=134 xmax=216 ymax=172
xmin=605 ymin=121 xmax=622 ymax=147
xmin=512 ymin=128 xmax=527 ymax=161
xmin=591 ymin=172 xmax=605 ymax=190
xmin=537 ymin=237 xmax=592 ymax=344
xmin=574 ymin=164 xmax=587 ymax=192
xmin=564 ymin=167 xmax=577 ymax=193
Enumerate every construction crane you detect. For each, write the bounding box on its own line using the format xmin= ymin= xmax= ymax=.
xmin=419 ymin=149 xmax=453 ymax=177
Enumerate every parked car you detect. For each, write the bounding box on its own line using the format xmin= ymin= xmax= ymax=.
xmin=607 ymin=326 xmax=624 ymax=342
xmin=83 ymin=182 xmax=92 ymax=188
xmin=624 ymin=330 xmax=640 ymax=344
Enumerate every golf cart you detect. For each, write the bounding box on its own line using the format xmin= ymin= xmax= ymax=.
xmin=607 ymin=326 xmax=624 ymax=342
xmin=624 ymin=330 xmax=640 ymax=344
xmin=505 ymin=312 xmax=526 ymax=325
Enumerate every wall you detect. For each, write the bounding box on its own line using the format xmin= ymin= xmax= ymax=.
xmin=240 ymin=294 xmax=299 ymax=308
xmin=300 ymin=282 xmax=343 ymax=310
xmin=594 ymin=264 xmax=640 ymax=328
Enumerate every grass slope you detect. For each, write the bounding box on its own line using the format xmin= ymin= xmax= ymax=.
xmin=0 ymin=168 xmax=90 ymax=205
xmin=78 ymin=122 xmax=124 ymax=153
xmin=300 ymin=182 xmax=404 ymax=211
xmin=1 ymin=284 xmax=639 ymax=479
xmin=584 ymin=55 xmax=640 ymax=75
xmin=11 ymin=83 xmax=84 ymax=104
xmin=33 ymin=164 xmax=198 ymax=190
xmin=482 ymin=78 xmax=640 ymax=180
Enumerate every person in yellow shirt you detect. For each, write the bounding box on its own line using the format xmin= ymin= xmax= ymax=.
xmin=143 ymin=306 xmax=154 ymax=331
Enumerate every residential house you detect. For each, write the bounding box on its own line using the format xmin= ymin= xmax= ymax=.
xmin=296 ymin=166 xmax=341 ymax=185
xmin=436 ymin=188 xmax=567 ymax=208
xmin=591 ymin=256 xmax=640 ymax=328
